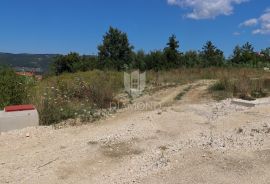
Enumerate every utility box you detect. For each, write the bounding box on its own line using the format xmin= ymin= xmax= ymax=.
xmin=0 ymin=105 xmax=39 ymax=132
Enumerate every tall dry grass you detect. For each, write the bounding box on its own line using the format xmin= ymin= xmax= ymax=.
xmin=147 ymin=67 xmax=269 ymax=85
xmin=209 ymin=70 xmax=270 ymax=100
xmin=29 ymin=70 xmax=123 ymax=125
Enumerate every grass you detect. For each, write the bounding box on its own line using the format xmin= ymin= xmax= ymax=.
xmin=147 ymin=67 xmax=270 ymax=86
xmin=29 ymin=70 xmax=123 ymax=125
xmin=209 ymin=74 xmax=270 ymax=101
xmin=174 ymin=85 xmax=192 ymax=100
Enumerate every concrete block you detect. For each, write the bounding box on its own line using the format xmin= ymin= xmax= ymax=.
xmin=231 ymin=97 xmax=270 ymax=107
xmin=231 ymin=99 xmax=256 ymax=107
xmin=0 ymin=105 xmax=39 ymax=132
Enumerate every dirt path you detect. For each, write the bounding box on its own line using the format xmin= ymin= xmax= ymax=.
xmin=1 ymin=80 xmax=270 ymax=184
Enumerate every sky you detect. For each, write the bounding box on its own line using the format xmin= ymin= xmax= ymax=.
xmin=0 ymin=0 xmax=269 ymax=57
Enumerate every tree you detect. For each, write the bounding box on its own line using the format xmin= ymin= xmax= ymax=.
xmin=201 ymin=41 xmax=224 ymax=67
xmin=132 ymin=50 xmax=146 ymax=71
xmin=183 ymin=50 xmax=200 ymax=68
xmin=73 ymin=55 xmax=98 ymax=72
xmin=230 ymin=42 xmax=257 ymax=67
xmin=164 ymin=34 xmax=180 ymax=68
xmin=98 ymin=27 xmax=134 ymax=70
xmin=241 ymin=42 xmax=254 ymax=53
xmin=53 ymin=52 xmax=80 ymax=75
xmin=230 ymin=45 xmax=242 ymax=65
xmin=260 ymin=48 xmax=270 ymax=66
xmin=241 ymin=42 xmax=256 ymax=66
xmin=145 ymin=51 xmax=166 ymax=71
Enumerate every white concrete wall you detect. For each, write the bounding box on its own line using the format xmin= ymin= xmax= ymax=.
xmin=0 ymin=110 xmax=39 ymax=132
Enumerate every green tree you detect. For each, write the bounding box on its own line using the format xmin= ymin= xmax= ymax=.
xmin=260 ymin=48 xmax=270 ymax=66
xmin=201 ymin=41 xmax=224 ymax=67
xmin=230 ymin=42 xmax=257 ymax=67
xmin=132 ymin=50 xmax=146 ymax=71
xmin=183 ymin=50 xmax=200 ymax=68
xmin=73 ymin=55 xmax=98 ymax=72
xmin=98 ymin=27 xmax=134 ymax=70
xmin=241 ymin=42 xmax=256 ymax=66
xmin=145 ymin=51 xmax=166 ymax=71
xmin=164 ymin=34 xmax=180 ymax=68
xmin=230 ymin=45 xmax=242 ymax=65
xmin=53 ymin=52 xmax=80 ymax=75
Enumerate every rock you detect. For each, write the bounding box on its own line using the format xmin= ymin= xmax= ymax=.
xmin=26 ymin=133 xmax=30 ymax=137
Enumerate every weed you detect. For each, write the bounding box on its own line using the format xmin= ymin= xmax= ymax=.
xmin=209 ymin=73 xmax=270 ymax=101
xmin=175 ymin=85 xmax=192 ymax=100
xmin=0 ymin=67 xmax=33 ymax=109
xmin=30 ymin=70 xmax=123 ymax=125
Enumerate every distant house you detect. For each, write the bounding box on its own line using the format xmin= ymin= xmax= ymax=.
xmin=16 ymin=71 xmax=43 ymax=80
xmin=16 ymin=71 xmax=34 ymax=77
xmin=14 ymin=67 xmax=43 ymax=80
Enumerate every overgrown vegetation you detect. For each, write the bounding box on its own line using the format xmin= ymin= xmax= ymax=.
xmin=1 ymin=65 xmax=270 ymax=125
xmin=147 ymin=67 xmax=268 ymax=85
xmin=210 ymin=74 xmax=270 ymax=101
xmin=30 ymin=70 xmax=123 ymax=125
xmin=0 ymin=66 xmax=32 ymax=109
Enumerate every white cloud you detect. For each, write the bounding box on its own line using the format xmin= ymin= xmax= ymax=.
xmin=167 ymin=0 xmax=248 ymax=20
xmin=233 ymin=31 xmax=241 ymax=36
xmin=239 ymin=18 xmax=258 ymax=27
xmin=241 ymin=9 xmax=270 ymax=35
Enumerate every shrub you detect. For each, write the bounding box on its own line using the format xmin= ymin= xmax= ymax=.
xmin=210 ymin=79 xmax=227 ymax=91
xmin=0 ymin=66 xmax=30 ymax=109
xmin=209 ymin=73 xmax=270 ymax=101
xmin=32 ymin=70 xmax=123 ymax=125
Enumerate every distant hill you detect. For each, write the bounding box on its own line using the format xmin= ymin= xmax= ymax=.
xmin=0 ymin=52 xmax=58 ymax=73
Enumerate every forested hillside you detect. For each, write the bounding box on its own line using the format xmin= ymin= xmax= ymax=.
xmin=0 ymin=52 xmax=57 ymax=72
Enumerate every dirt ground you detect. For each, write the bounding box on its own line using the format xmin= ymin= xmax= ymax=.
xmin=1 ymin=80 xmax=270 ymax=184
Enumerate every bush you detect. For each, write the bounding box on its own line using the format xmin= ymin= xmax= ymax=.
xmin=210 ymin=79 xmax=227 ymax=91
xmin=32 ymin=70 xmax=123 ymax=125
xmin=209 ymin=73 xmax=270 ymax=101
xmin=0 ymin=66 xmax=30 ymax=109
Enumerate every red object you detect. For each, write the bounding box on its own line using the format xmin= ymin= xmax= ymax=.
xmin=4 ymin=105 xmax=35 ymax=112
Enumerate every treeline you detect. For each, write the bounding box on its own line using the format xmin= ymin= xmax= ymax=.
xmin=52 ymin=27 xmax=270 ymax=75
